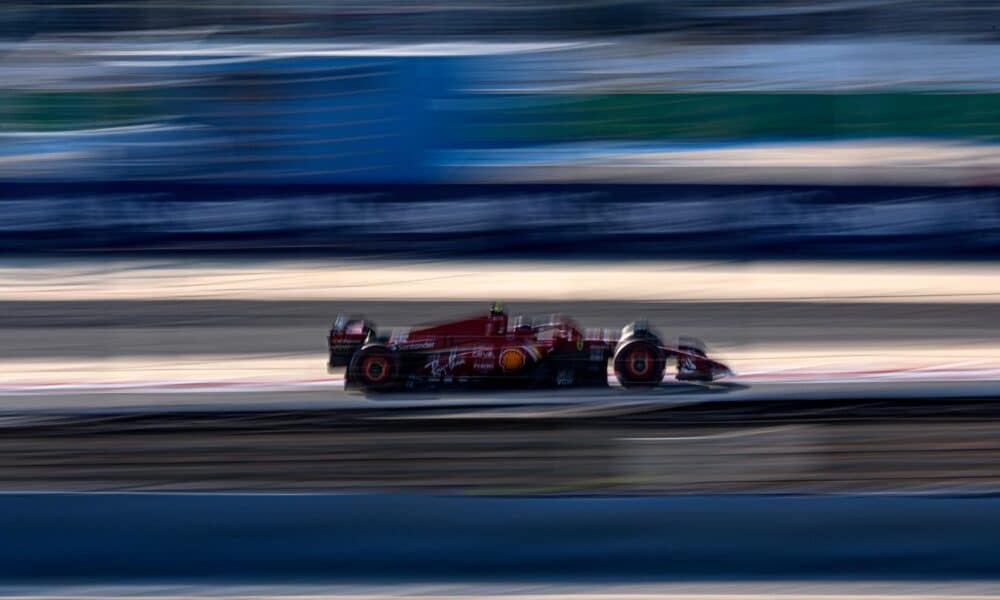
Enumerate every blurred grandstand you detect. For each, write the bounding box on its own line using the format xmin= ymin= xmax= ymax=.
xmin=0 ymin=0 xmax=998 ymax=255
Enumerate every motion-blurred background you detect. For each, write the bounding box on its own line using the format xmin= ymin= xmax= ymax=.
xmin=2 ymin=2 xmax=1000 ymax=599
xmin=1 ymin=0 xmax=999 ymax=255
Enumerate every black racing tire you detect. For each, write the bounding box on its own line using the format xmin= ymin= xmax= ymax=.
xmin=613 ymin=339 xmax=666 ymax=389
xmin=349 ymin=345 xmax=399 ymax=391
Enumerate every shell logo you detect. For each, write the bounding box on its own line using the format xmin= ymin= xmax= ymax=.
xmin=499 ymin=348 xmax=527 ymax=372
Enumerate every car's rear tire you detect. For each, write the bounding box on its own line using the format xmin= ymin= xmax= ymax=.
xmin=349 ymin=345 xmax=399 ymax=391
xmin=614 ymin=339 xmax=665 ymax=388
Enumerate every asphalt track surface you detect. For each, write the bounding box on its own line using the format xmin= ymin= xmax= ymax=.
xmin=3 ymin=393 xmax=1000 ymax=494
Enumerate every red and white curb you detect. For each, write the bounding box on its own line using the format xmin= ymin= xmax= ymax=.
xmin=2 ymin=366 xmax=1000 ymax=395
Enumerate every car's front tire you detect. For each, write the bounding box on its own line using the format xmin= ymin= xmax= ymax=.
xmin=614 ymin=339 xmax=666 ymax=388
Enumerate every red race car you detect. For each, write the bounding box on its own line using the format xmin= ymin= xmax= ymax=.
xmin=328 ymin=303 xmax=731 ymax=391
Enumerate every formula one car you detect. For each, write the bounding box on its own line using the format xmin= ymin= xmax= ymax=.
xmin=328 ymin=303 xmax=731 ymax=391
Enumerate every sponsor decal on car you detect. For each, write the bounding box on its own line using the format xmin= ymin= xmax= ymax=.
xmin=429 ymin=349 xmax=462 ymax=379
xmin=471 ymin=347 xmax=495 ymax=359
xmin=499 ymin=348 xmax=527 ymax=372
xmin=397 ymin=340 xmax=434 ymax=351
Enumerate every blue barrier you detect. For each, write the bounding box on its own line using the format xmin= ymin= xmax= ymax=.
xmin=2 ymin=493 xmax=999 ymax=582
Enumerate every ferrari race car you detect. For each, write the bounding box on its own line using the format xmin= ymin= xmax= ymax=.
xmin=328 ymin=303 xmax=731 ymax=391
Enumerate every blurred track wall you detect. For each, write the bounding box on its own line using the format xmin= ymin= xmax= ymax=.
xmin=3 ymin=182 xmax=1000 ymax=258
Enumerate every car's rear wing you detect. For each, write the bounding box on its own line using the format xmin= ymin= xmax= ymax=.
xmin=328 ymin=315 xmax=374 ymax=368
